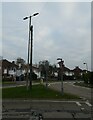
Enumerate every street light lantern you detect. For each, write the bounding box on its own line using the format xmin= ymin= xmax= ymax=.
xmin=57 ymin=58 xmax=62 ymax=61
xmin=23 ymin=13 xmax=39 ymax=20
xmin=83 ymin=62 xmax=88 ymax=72
xmin=33 ymin=13 xmax=39 ymax=16
xmin=23 ymin=17 xmax=29 ymax=20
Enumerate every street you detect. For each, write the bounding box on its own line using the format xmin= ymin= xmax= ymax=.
xmin=48 ymin=81 xmax=92 ymax=101
xmin=2 ymin=100 xmax=92 ymax=120
xmin=2 ymin=81 xmax=93 ymax=120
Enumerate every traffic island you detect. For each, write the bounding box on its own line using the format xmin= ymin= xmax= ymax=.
xmin=2 ymin=84 xmax=80 ymax=100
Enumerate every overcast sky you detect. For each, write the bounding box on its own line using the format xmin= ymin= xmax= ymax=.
xmin=1 ymin=2 xmax=91 ymax=70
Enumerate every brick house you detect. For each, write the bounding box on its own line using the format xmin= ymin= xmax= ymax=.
xmin=1 ymin=59 xmax=18 ymax=77
xmin=1 ymin=59 xmax=40 ymax=81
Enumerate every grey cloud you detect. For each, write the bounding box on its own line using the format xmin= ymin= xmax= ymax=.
xmin=2 ymin=2 xmax=91 ymax=70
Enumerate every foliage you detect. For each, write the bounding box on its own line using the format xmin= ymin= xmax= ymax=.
xmin=15 ymin=57 xmax=26 ymax=68
xmin=82 ymin=72 xmax=89 ymax=84
xmin=82 ymin=72 xmax=93 ymax=84
xmin=39 ymin=60 xmax=49 ymax=78
xmin=39 ymin=60 xmax=57 ymax=80
xmin=31 ymin=72 xmax=37 ymax=80
xmin=27 ymin=72 xmax=37 ymax=81
xmin=88 ymin=72 xmax=93 ymax=84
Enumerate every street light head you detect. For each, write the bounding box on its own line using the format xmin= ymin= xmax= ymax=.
xmin=33 ymin=13 xmax=39 ymax=16
xmin=57 ymin=58 xmax=62 ymax=61
xmin=23 ymin=17 xmax=29 ymax=20
xmin=83 ymin=63 xmax=86 ymax=64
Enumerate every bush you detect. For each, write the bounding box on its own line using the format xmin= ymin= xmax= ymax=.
xmin=82 ymin=72 xmax=93 ymax=84
xmin=89 ymin=72 xmax=93 ymax=84
xmin=82 ymin=73 xmax=89 ymax=84
xmin=28 ymin=72 xmax=37 ymax=80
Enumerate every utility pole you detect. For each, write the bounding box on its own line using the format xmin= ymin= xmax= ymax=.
xmin=29 ymin=25 xmax=33 ymax=89
xmin=23 ymin=13 xmax=39 ymax=90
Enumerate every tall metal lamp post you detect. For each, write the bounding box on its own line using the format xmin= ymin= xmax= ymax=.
xmin=83 ymin=63 xmax=88 ymax=73
xmin=57 ymin=58 xmax=64 ymax=95
xmin=83 ymin=62 xmax=89 ymax=83
xmin=23 ymin=13 xmax=39 ymax=89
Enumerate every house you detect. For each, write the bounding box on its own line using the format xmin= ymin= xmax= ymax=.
xmin=1 ymin=59 xmax=18 ymax=77
xmin=1 ymin=59 xmax=40 ymax=81
xmin=32 ymin=65 xmax=40 ymax=78
xmin=72 ymin=66 xmax=83 ymax=79
xmin=57 ymin=63 xmax=84 ymax=80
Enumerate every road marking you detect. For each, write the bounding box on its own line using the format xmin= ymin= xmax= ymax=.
xmin=76 ymin=102 xmax=82 ymax=106
xmin=85 ymin=101 xmax=92 ymax=107
xmin=81 ymin=107 xmax=85 ymax=110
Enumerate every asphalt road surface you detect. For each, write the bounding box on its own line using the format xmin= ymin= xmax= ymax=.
xmin=48 ymin=81 xmax=92 ymax=101
xmin=1 ymin=81 xmax=93 ymax=120
xmin=2 ymin=99 xmax=92 ymax=120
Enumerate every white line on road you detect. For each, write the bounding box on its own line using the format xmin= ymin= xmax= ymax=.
xmin=81 ymin=108 xmax=85 ymax=110
xmin=85 ymin=101 xmax=92 ymax=107
xmin=76 ymin=102 xmax=82 ymax=106
xmin=22 ymin=100 xmax=85 ymax=103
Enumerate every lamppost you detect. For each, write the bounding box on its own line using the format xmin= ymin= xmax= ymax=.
xmin=45 ymin=60 xmax=49 ymax=88
xmin=83 ymin=62 xmax=89 ymax=83
xmin=83 ymin=63 xmax=88 ymax=73
xmin=23 ymin=13 xmax=39 ymax=89
xmin=57 ymin=58 xmax=64 ymax=95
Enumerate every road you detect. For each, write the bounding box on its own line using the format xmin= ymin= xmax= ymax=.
xmin=2 ymin=81 xmax=93 ymax=119
xmin=2 ymin=100 xmax=92 ymax=120
xmin=48 ymin=81 xmax=92 ymax=101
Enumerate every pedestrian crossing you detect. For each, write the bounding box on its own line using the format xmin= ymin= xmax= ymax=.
xmin=2 ymin=100 xmax=92 ymax=120
xmin=76 ymin=102 xmax=82 ymax=106
xmin=85 ymin=100 xmax=92 ymax=107
xmin=75 ymin=100 xmax=92 ymax=112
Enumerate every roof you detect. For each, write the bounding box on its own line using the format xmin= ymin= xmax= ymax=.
xmin=1 ymin=59 xmax=18 ymax=68
xmin=72 ymin=66 xmax=83 ymax=72
xmin=63 ymin=66 xmax=71 ymax=72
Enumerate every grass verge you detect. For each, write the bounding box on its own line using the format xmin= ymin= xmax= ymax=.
xmin=2 ymin=84 xmax=80 ymax=100
xmin=2 ymin=81 xmax=16 ymax=85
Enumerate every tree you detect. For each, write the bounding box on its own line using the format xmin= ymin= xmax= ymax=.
xmin=48 ymin=64 xmax=57 ymax=79
xmin=39 ymin=60 xmax=49 ymax=79
xmin=16 ymin=57 xmax=26 ymax=68
xmin=82 ymin=72 xmax=89 ymax=84
xmin=88 ymin=72 xmax=93 ymax=84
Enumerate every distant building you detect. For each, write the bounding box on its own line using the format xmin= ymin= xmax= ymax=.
xmin=0 ymin=59 xmax=88 ymax=81
xmin=1 ymin=59 xmax=18 ymax=77
xmin=57 ymin=64 xmax=85 ymax=80
xmin=0 ymin=59 xmax=40 ymax=80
